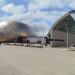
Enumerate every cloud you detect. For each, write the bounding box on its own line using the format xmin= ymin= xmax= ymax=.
xmin=1 ymin=3 xmax=26 ymax=15
xmin=68 ymin=0 xmax=75 ymax=9
xmin=0 ymin=0 xmax=6 ymax=7
xmin=1 ymin=0 xmax=75 ymax=36
xmin=0 ymin=8 xmax=67 ymax=36
xmin=28 ymin=0 xmax=72 ymax=12
xmin=30 ymin=21 xmax=50 ymax=36
xmin=28 ymin=0 xmax=51 ymax=12
xmin=20 ymin=11 xmax=66 ymax=36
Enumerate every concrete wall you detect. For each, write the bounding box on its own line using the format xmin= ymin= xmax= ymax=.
xmin=51 ymin=30 xmax=75 ymax=47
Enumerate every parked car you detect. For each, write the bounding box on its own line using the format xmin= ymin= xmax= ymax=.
xmin=69 ymin=44 xmax=75 ymax=51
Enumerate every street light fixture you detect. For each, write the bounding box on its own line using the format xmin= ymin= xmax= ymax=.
xmin=66 ymin=26 xmax=71 ymax=50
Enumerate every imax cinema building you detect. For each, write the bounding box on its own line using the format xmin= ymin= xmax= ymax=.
xmin=49 ymin=11 xmax=75 ymax=47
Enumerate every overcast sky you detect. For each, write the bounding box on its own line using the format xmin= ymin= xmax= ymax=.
xmin=0 ymin=0 xmax=75 ymax=36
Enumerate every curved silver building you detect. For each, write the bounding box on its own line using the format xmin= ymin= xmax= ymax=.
xmin=48 ymin=10 xmax=75 ymax=47
xmin=0 ymin=21 xmax=32 ymax=42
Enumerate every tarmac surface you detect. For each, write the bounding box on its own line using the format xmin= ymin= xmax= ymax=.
xmin=0 ymin=44 xmax=75 ymax=75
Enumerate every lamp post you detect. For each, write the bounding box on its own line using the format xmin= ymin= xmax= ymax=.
xmin=66 ymin=26 xmax=70 ymax=50
xmin=67 ymin=28 xmax=69 ymax=50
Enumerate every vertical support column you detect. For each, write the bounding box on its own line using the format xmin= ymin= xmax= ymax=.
xmin=50 ymin=30 xmax=53 ymax=47
xmin=67 ymin=29 xmax=69 ymax=50
xmin=66 ymin=26 xmax=70 ymax=50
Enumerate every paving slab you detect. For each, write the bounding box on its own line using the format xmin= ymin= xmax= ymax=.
xmin=0 ymin=45 xmax=75 ymax=75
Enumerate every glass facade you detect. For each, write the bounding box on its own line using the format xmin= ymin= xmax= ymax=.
xmin=52 ymin=11 xmax=75 ymax=34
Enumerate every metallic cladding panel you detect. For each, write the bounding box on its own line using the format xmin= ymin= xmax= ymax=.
xmin=0 ymin=21 xmax=31 ymax=42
